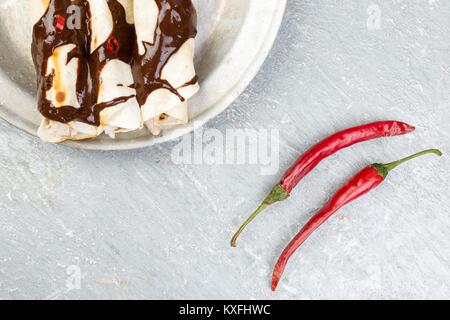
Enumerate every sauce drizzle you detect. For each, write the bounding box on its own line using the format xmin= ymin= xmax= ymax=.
xmin=32 ymin=0 xmax=197 ymax=126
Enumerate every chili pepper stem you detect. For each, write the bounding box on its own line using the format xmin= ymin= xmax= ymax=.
xmin=373 ymin=149 xmax=442 ymax=178
xmin=231 ymin=203 xmax=268 ymax=247
xmin=231 ymin=184 xmax=289 ymax=247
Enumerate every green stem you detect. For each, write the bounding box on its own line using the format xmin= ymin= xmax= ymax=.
xmin=373 ymin=149 xmax=442 ymax=178
xmin=230 ymin=203 xmax=268 ymax=248
xmin=231 ymin=184 xmax=289 ymax=247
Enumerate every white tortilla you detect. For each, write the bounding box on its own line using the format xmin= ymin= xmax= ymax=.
xmin=134 ymin=0 xmax=159 ymax=55
xmin=97 ymin=59 xmax=142 ymax=131
xmin=37 ymin=42 xmax=101 ymax=142
xmin=38 ymin=119 xmax=101 ymax=143
xmin=87 ymin=0 xmax=113 ymax=53
xmin=34 ymin=0 xmax=199 ymax=142
xmin=45 ymin=44 xmax=80 ymax=109
xmin=134 ymin=4 xmax=199 ymax=135
xmin=30 ymin=0 xmax=49 ymax=24
xmin=34 ymin=0 xmax=143 ymax=142
xmin=117 ymin=0 xmax=135 ymax=24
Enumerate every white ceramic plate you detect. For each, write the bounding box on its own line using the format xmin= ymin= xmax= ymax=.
xmin=0 ymin=0 xmax=286 ymax=150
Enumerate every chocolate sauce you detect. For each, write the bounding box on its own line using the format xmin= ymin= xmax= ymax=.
xmin=131 ymin=0 xmax=197 ymax=106
xmin=32 ymin=0 xmax=197 ymax=126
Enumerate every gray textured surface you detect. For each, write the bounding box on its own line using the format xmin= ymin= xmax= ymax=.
xmin=0 ymin=0 xmax=449 ymax=299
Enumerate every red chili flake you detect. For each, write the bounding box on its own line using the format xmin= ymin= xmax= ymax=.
xmin=106 ymin=37 xmax=120 ymax=54
xmin=55 ymin=15 xmax=65 ymax=32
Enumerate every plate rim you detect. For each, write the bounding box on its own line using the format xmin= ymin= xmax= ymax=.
xmin=0 ymin=0 xmax=286 ymax=150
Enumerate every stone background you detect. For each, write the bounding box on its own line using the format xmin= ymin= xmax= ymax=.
xmin=0 ymin=0 xmax=449 ymax=299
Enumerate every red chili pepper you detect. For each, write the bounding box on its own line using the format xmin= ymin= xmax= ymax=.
xmin=55 ymin=15 xmax=65 ymax=32
xmin=271 ymin=149 xmax=442 ymax=291
xmin=106 ymin=36 xmax=120 ymax=54
xmin=230 ymin=121 xmax=415 ymax=247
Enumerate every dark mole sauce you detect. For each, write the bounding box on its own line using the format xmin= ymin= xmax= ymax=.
xmin=132 ymin=0 xmax=197 ymax=106
xmin=32 ymin=0 xmax=197 ymax=126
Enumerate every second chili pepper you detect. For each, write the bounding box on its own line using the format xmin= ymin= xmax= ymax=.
xmin=271 ymin=149 xmax=442 ymax=291
xmin=231 ymin=121 xmax=416 ymax=247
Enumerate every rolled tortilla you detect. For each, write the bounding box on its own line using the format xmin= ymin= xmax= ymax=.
xmin=97 ymin=59 xmax=142 ymax=136
xmin=32 ymin=0 xmax=142 ymax=143
xmin=30 ymin=0 xmax=49 ymax=25
xmin=37 ymin=43 xmax=101 ymax=143
xmin=90 ymin=0 xmax=142 ymax=137
xmin=32 ymin=0 xmax=199 ymax=142
xmin=132 ymin=0 xmax=199 ymax=135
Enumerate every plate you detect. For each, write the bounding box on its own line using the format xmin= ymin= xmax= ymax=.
xmin=0 ymin=0 xmax=286 ymax=150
